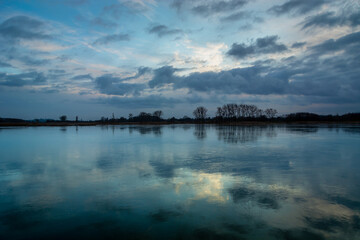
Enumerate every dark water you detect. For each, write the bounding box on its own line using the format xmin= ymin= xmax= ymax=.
xmin=0 ymin=125 xmax=360 ymax=240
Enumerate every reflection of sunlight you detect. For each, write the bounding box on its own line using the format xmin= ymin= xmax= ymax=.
xmin=173 ymin=170 xmax=230 ymax=203
xmin=193 ymin=173 xmax=229 ymax=203
xmin=173 ymin=169 xmax=360 ymax=234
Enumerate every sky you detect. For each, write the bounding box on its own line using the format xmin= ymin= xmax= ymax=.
xmin=0 ymin=0 xmax=359 ymax=120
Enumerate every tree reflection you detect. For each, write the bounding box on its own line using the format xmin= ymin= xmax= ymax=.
xmin=342 ymin=126 xmax=360 ymax=135
xmin=285 ymin=125 xmax=319 ymax=134
xmin=193 ymin=124 xmax=207 ymax=140
xmin=128 ymin=126 xmax=163 ymax=136
xmin=215 ymin=125 xmax=276 ymax=143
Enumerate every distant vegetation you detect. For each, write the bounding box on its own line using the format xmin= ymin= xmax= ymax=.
xmin=1 ymin=103 xmax=360 ymax=125
xmin=59 ymin=115 xmax=67 ymax=121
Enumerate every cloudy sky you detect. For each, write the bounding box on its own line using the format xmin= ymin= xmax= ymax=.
xmin=0 ymin=0 xmax=359 ymax=119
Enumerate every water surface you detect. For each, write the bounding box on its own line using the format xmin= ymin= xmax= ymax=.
xmin=0 ymin=125 xmax=360 ymax=239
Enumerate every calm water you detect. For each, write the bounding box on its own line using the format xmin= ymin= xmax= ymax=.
xmin=0 ymin=125 xmax=360 ymax=240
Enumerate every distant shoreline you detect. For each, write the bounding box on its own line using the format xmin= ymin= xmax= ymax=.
xmin=1 ymin=121 xmax=360 ymax=127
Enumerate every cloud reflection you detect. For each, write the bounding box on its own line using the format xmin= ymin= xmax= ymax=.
xmin=0 ymin=125 xmax=359 ymax=239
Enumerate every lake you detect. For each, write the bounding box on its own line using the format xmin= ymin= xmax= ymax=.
xmin=0 ymin=125 xmax=360 ymax=239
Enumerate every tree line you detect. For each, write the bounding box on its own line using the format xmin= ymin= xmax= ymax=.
xmin=68 ymin=103 xmax=359 ymax=123
xmin=1 ymin=104 xmax=359 ymax=124
xmin=192 ymin=104 xmax=277 ymax=120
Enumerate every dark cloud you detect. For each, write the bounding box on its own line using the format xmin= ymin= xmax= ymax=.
xmin=95 ymin=67 xmax=151 ymax=94
xmin=180 ymin=66 xmax=289 ymax=95
xmin=136 ymin=67 xmax=152 ymax=77
xmin=227 ymin=35 xmax=288 ymax=59
xmin=148 ymin=66 xmax=179 ymax=88
xmin=71 ymin=74 xmax=93 ymax=80
xmin=56 ymin=55 xmax=71 ymax=62
xmin=0 ymin=71 xmax=46 ymax=87
xmin=122 ymin=67 xmax=152 ymax=82
xmin=99 ymin=95 xmax=182 ymax=108
xmin=291 ymin=41 xmax=306 ymax=48
xmin=48 ymin=69 xmax=66 ymax=74
xmin=220 ymin=11 xmax=250 ymax=22
xmin=268 ymin=0 xmax=326 ymax=16
xmin=191 ymin=0 xmax=248 ymax=17
xmin=0 ymin=16 xmax=51 ymax=41
xmin=18 ymin=55 xmax=49 ymax=66
xmin=30 ymin=86 xmax=61 ymax=94
xmin=149 ymin=65 xmax=288 ymax=95
xmin=148 ymin=25 xmax=183 ymax=37
xmin=227 ymin=44 xmax=254 ymax=58
xmin=93 ymin=33 xmax=130 ymax=45
xmin=239 ymin=23 xmax=253 ymax=31
xmin=0 ymin=61 xmax=12 ymax=67
xmin=302 ymin=11 xmax=360 ymax=29
xmin=113 ymin=67 xmax=152 ymax=82
xmin=146 ymin=31 xmax=360 ymax=105
xmin=311 ymin=31 xmax=360 ymax=54
xmin=46 ymin=69 xmax=68 ymax=79
xmin=171 ymin=0 xmax=184 ymax=12
xmin=0 ymin=45 xmax=50 ymax=66
xmin=95 ymin=74 xmax=145 ymax=96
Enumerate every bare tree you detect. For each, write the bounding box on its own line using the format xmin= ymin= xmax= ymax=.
xmin=227 ymin=103 xmax=237 ymax=118
xmin=59 ymin=115 xmax=67 ymax=121
xmin=255 ymin=109 xmax=263 ymax=118
xmin=216 ymin=107 xmax=224 ymax=118
xmin=248 ymin=105 xmax=258 ymax=118
xmin=265 ymin=108 xmax=277 ymax=119
xmin=153 ymin=110 xmax=163 ymax=119
xmin=238 ymin=104 xmax=246 ymax=117
xmin=243 ymin=104 xmax=250 ymax=117
xmin=193 ymin=106 xmax=208 ymax=120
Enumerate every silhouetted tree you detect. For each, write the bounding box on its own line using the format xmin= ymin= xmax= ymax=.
xmin=153 ymin=110 xmax=163 ymax=119
xmin=193 ymin=106 xmax=207 ymax=120
xmin=248 ymin=105 xmax=258 ymax=118
xmin=255 ymin=109 xmax=264 ymax=118
xmin=265 ymin=108 xmax=277 ymax=119
xmin=214 ymin=103 xmax=277 ymax=121
xmin=216 ymin=107 xmax=224 ymax=118
xmin=59 ymin=115 xmax=67 ymax=121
